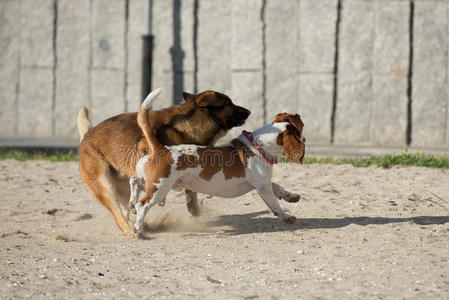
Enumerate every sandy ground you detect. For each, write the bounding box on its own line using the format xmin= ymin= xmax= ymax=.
xmin=0 ymin=159 xmax=448 ymax=299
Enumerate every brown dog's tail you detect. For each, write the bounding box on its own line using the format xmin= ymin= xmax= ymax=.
xmin=137 ymin=87 xmax=165 ymax=156
xmin=77 ymin=107 xmax=92 ymax=142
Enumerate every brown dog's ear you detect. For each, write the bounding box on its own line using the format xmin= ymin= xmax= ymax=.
xmin=273 ymin=113 xmax=304 ymax=133
xmin=282 ymin=125 xmax=305 ymax=163
xmin=182 ymin=92 xmax=196 ymax=102
xmin=196 ymin=91 xmax=227 ymax=107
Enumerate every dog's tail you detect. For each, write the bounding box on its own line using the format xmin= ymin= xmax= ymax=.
xmin=77 ymin=107 xmax=92 ymax=142
xmin=137 ymin=87 xmax=165 ymax=156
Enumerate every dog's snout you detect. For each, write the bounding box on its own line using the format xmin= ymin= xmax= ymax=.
xmin=239 ymin=107 xmax=251 ymax=119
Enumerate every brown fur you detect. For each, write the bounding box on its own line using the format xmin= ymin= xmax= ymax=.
xmin=138 ymin=148 xmax=173 ymax=206
xmin=139 ymin=138 xmax=252 ymax=196
xmin=166 ymin=140 xmax=252 ymax=181
xmin=137 ymin=91 xmax=251 ymax=182
xmin=78 ymin=90 xmax=250 ymax=234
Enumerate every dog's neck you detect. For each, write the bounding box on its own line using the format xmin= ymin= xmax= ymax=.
xmin=238 ymin=122 xmax=288 ymax=163
xmin=171 ymin=108 xmax=223 ymax=145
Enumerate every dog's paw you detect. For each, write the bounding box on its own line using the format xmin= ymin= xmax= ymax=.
xmin=131 ymin=227 xmax=144 ymax=239
xmin=158 ymin=198 xmax=166 ymax=207
xmin=284 ymin=193 xmax=301 ymax=203
xmin=282 ymin=215 xmax=297 ymax=224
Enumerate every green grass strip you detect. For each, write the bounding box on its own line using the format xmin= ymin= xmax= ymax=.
xmin=302 ymin=152 xmax=449 ymax=169
xmin=0 ymin=149 xmax=78 ymax=162
xmin=1 ymin=149 xmax=449 ymax=169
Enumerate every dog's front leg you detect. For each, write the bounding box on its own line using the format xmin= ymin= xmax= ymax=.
xmin=255 ymin=184 xmax=296 ymax=224
xmin=272 ymin=182 xmax=300 ymax=203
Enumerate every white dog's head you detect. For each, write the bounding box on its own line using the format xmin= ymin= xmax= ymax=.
xmin=272 ymin=113 xmax=306 ymax=163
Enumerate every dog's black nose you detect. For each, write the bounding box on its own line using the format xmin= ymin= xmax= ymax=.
xmin=242 ymin=108 xmax=251 ymax=118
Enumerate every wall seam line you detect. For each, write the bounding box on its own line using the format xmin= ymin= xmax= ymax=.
xmin=261 ymin=0 xmax=267 ymax=124
xmin=445 ymin=1 xmax=449 ymax=144
xmin=331 ymin=0 xmax=342 ymax=144
xmin=88 ymin=0 xmax=93 ymax=115
xmin=52 ymin=0 xmax=58 ymax=136
xmin=367 ymin=2 xmax=375 ymax=144
xmin=124 ymin=0 xmax=129 ymax=112
xmin=14 ymin=1 xmax=22 ymax=135
xmin=193 ymin=0 xmax=198 ymax=94
xmin=406 ymin=0 xmax=414 ymax=145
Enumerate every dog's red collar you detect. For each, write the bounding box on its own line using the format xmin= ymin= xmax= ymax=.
xmin=242 ymin=130 xmax=277 ymax=165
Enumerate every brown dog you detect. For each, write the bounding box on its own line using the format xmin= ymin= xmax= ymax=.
xmin=78 ymin=89 xmax=250 ymax=234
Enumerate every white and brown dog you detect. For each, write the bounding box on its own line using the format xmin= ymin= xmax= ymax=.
xmin=129 ymin=89 xmax=306 ymax=236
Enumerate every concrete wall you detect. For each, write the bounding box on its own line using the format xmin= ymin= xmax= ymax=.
xmin=1 ymin=0 xmax=449 ymax=150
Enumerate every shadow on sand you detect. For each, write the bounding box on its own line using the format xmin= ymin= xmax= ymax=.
xmin=207 ymin=211 xmax=449 ymax=235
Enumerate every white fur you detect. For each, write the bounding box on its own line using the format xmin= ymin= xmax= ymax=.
xmin=240 ymin=122 xmax=289 ymax=160
xmin=130 ymin=121 xmax=303 ymax=235
xmin=168 ymin=145 xmax=201 ymax=160
xmin=142 ymin=87 xmax=164 ymax=110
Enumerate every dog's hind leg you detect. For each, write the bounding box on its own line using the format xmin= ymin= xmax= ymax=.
xmin=185 ymin=190 xmax=200 ymax=216
xmin=272 ymin=182 xmax=300 ymax=203
xmin=79 ymin=147 xmax=133 ymax=235
xmin=133 ymin=176 xmax=178 ymax=236
xmin=128 ymin=177 xmax=143 ymax=218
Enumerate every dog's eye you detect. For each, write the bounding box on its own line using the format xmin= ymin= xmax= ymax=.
xmin=142 ymin=149 xmax=147 ymax=155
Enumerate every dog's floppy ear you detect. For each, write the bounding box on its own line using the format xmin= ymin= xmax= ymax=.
xmin=281 ymin=125 xmax=305 ymax=163
xmin=274 ymin=113 xmax=305 ymax=163
xmin=182 ymin=92 xmax=196 ymax=102
xmin=273 ymin=113 xmax=304 ymax=133
xmin=196 ymin=91 xmax=227 ymax=107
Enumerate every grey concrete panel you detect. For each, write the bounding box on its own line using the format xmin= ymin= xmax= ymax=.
xmin=151 ymin=0 xmax=195 ymax=107
xmin=412 ymin=1 xmax=447 ymax=147
xmin=17 ymin=69 xmax=53 ymax=137
xmin=0 ymin=0 xmax=21 ymax=135
xmin=298 ymin=0 xmax=338 ymax=73
xmin=265 ymin=0 xmax=298 ymax=122
xmin=373 ymin=1 xmax=409 ymax=75
xmin=197 ymin=0 xmax=232 ymax=93
xmin=91 ymin=69 xmax=125 ymax=126
xmin=228 ymin=0 xmax=264 ymax=138
xmin=334 ymin=0 xmax=374 ymax=145
xmin=19 ymin=0 xmax=54 ymax=67
xmin=55 ymin=0 xmax=90 ymax=137
xmin=178 ymin=0 xmax=195 ymax=94
xmin=151 ymin=71 xmax=178 ymax=110
xmin=92 ymin=0 xmax=126 ymax=69
xmin=126 ymin=0 xmax=145 ymax=112
xmin=183 ymin=71 xmax=195 ymax=95
xmin=298 ymin=74 xmax=333 ymax=143
xmin=231 ymin=0 xmax=263 ymax=70
xmin=151 ymin=0 xmax=174 ymax=109
xmin=181 ymin=0 xmax=195 ymax=74
xmin=371 ymin=75 xmax=408 ymax=146
xmin=230 ymin=71 xmax=264 ymax=137
xmin=371 ymin=1 xmax=409 ymax=146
